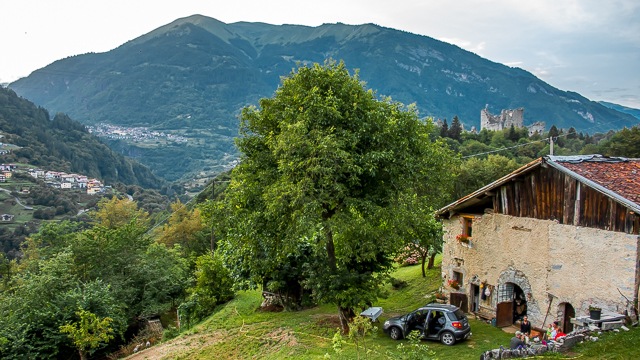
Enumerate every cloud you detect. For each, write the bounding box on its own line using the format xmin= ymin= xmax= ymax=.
xmin=437 ymin=38 xmax=486 ymax=55
xmin=503 ymin=61 xmax=523 ymax=67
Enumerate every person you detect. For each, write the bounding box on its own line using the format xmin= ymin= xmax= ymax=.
xmin=545 ymin=323 xmax=554 ymax=340
xmin=549 ymin=322 xmax=558 ymax=340
xmin=510 ymin=331 xmax=526 ymax=350
xmin=552 ymin=321 xmax=566 ymax=340
xmin=520 ymin=316 xmax=531 ymax=336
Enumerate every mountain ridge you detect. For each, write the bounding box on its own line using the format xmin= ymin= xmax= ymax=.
xmin=9 ymin=15 xmax=638 ymax=181
xmin=599 ymin=101 xmax=640 ymax=121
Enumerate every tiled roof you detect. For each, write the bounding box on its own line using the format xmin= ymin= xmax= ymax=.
xmin=552 ymin=156 xmax=640 ymax=206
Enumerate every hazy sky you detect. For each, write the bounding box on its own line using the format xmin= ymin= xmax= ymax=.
xmin=2 ymin=0 xmax=639 ymax=108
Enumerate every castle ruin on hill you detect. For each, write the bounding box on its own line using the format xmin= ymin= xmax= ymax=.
xmin=481 ymin=107 xmax=524 ymax=131
xmin=480 ymin=107 xmax=545 ymax=135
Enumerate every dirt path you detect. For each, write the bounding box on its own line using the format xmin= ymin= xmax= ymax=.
xmin=125 ymin=331 xmax=228 ymax=360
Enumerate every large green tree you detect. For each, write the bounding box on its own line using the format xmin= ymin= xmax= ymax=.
xmin=599 ymin=126 xmax=640 ymax=157
xmin=220 ymin=61 xmax=455 ymax=331
xmin=452 ymin=154 xmax=520 ymax=200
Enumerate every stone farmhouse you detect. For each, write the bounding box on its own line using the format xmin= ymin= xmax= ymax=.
xmin=435 ymin=155 xmax=640 ymax=334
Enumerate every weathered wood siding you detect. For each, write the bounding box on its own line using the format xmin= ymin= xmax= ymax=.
xmin=493 ymin=166 xmax=639 ymax=234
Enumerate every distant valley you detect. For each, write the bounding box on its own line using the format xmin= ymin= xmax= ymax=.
xmin=9 ymin=15 xmax=638 ymax=181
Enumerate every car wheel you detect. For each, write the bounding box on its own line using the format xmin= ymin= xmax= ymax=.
xmin=440 ymin=331 xmax=456 ymax=346
xmin=389 ymin=326 xmax=403 ymax=340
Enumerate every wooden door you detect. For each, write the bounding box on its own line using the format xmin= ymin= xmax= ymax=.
xmin=496 ymin=302 xmax=514 ymax=327
xmin=450 ymin=293 xmax=468 ymax=313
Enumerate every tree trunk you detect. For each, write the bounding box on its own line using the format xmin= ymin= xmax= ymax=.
xmin=427 ymin=252 xmax=437 ymax=269
xmin=323 ymin=222 xmax=352 ymax=333
xmin=79 ymin=350 xmax=88 ymax=360
xmin=421 ymin=255 xmax=427 ymax=278
xmin=338 ymin=305 xmax=355 ymax=334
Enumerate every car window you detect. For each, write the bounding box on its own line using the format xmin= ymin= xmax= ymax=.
xmin=446 ymin=311 xmax=456 ymax=321
xmin=452 ymin=309 xmax=466 ymax=320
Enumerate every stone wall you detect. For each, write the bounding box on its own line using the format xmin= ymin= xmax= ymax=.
xmin=441 ymin=213 xmax=638 ymax=329
xmin=480 ymin=108 xmax=525 ymax=131
xmin=527 ymin=121 xmax=546 ymax=136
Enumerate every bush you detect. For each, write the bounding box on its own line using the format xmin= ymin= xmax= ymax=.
xmin=179 ymin=253 xmax=234 ymax=326
xmin=390 ymin=277 xmax=408 ymax=289
xmin=161 ymin=325 xmax=179 ymax=341
xmin=394 ymin=246 xmax=420 ymax=266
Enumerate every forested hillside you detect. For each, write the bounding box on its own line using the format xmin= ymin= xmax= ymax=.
xmin=0 ymin=87 xmax=163 ymax=188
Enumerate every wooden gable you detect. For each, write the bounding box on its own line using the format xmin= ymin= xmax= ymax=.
xmin=437 ymin=156 xmax=640 ymax=235
xmin=493 ymin=165 xmax=639 ymax=234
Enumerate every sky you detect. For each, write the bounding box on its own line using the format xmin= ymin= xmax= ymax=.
xmin=2 ymin=0 xmax=639 ymax=108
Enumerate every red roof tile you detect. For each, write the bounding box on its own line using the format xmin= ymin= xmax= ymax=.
xmin=560 ymin=159 xmax=640 ymax=205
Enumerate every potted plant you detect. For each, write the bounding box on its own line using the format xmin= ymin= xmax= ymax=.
xmin=589 ymin=305 xmax=602 ymax=320
xmin=456 ymin=234 xmax=471 ymax=244
xmin=447 ymin=279 xmax=460 ymax=290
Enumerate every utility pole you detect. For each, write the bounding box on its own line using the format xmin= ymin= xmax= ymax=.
xmin=210 ymin=179 xmax=215 ymax=253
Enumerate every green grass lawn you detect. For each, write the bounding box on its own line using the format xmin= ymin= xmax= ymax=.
xmin=155 ymin=258 xmax=640 ymax=359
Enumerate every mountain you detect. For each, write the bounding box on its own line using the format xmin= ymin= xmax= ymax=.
xmin=9 ymin=15 xmax=638 ymax=181
xmin=0 ymin=86 xmax=163 ymax=188
xmin=598 ymin=101 xmax=640 ymax=121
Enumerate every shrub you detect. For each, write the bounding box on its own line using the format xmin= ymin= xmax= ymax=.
xmin=179 ymin=253 xmax=234 ymax=325
xmin=394 ymin=246 xmax=420 ymax=266
xmin=390 ymin=277 xmax=408 ymax=289
xmin=161 ymin=325 xmax=179 ymax=341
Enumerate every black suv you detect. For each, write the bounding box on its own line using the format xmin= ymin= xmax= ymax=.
xmin=383 ymin=303 xmax=471 ymax=345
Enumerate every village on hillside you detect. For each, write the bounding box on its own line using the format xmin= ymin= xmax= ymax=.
xmin=86 ymin=123 xmax=188 ymax=143
xmin=0 ymin=163 xmax=105 ymax=195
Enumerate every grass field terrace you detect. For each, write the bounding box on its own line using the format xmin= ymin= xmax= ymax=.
xmin=127 ymin=257 xmax=640 ymax=359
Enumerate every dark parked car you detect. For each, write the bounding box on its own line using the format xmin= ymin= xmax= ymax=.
xmin=383 ymin=303 xmax=471 ymax=345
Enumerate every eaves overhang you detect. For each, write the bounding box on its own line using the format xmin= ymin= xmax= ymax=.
xmin=435 ymin=157 xmax=542 ymax=219
xmin=436 ymin=155 xmax=640 ymax=219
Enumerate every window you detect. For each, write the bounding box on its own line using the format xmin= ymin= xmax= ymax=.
xmin=448 ymin=309 xmax=466 ymax=321
xmin=463 ymin=216 xmax=473 ymax=237
xmin=497 ymin=283 xmax=515 ymax=303
xmin=453 ymin=271 xmax=463 ymax=284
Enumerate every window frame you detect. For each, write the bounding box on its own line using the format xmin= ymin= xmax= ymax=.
xmin=462 ymin=216 xmax=473 ymax=237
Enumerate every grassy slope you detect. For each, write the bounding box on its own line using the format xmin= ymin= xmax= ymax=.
xmin=137 ymin=257 xmax=640 ymax=359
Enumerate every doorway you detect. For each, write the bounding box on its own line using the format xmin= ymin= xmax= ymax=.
xmin=471 ymin=284 xmax=480 ymax=312
xmin=495 ymin=282 xmax=527 ymax=327
xmin=559 ymin=302 xmax=575 ymax=333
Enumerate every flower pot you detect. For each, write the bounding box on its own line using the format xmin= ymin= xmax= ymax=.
xmin=589 ymin=309 xmax=601 ymax=320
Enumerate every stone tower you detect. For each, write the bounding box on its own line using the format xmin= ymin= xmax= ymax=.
xmin=480 ymin=107 xmax=525 ymax=132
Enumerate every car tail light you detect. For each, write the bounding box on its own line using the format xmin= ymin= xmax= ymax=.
xmin=452 ymin=321 xmax=463 ymax=329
